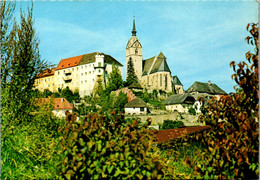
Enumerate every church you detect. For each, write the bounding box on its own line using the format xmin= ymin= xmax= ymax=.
xmin=126 ymin=17 xmax=184 ymax=94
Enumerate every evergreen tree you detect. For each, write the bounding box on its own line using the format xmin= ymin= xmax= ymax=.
xmin=107 ymin=63 xmax=123 ymax=92
xmin=1 ymin=3 xmax=47 ymax=125
xmin=126 ymin=58 xmax=138 ymax=86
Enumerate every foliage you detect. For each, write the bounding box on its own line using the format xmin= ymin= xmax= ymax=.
xmin=160 ymin=120 xmax=185 ymax=130
xmin=112 ymin=91 xmax=128 ymax=113
xmin=1 ymin=3 xmax=47 ymax=125
xmin=107 ymin=63 xmax=123 ymax=92
xmin=188 ymin=107 xmax=196 ymax=115
xmin=126 ymin=57 xmax=138 ymax=86
xmin=58 ymin=111 xmax=173 ymax=179
xmin=1 ymin=99 xmax=63 ymax=179
xmin=188 ymin=23 xmax=259 ymax=179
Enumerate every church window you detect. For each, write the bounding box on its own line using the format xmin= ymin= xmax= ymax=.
xmin=85 ymin=72 xmax=87 ymax=75
xmin=98 ymin=62 xmax=101 ymax=67
xmin=165 ymin=75 xmax=167 ymax=89
xmin=135 ymin=49 xmax=138 ymax=55
xmin=160 ymin=74 xmax=162 ymax=87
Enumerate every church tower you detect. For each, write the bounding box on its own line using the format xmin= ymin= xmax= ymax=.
xmin=126 ymin=17 xmax=143 ymax=82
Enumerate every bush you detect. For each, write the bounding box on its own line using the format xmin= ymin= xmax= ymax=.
xmin=187 ymin=23 xmax=259 ymax=179
xmin=58 ymin=111 xmax=173 ymax=179
xmin=1 ymin=99 xmax=63 ymax=179
xmin=188 ymin=107 xmax=196 ymax=115
xmin=160 ymin=120 xmax=185 ymax=130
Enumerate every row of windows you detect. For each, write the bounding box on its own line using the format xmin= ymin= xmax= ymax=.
xmin=57 ymin=64 xmax=95 ymax=75
xmin=81 ymin=79 xmax=94 ymax=84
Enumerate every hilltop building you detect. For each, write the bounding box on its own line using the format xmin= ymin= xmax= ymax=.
xmin=126 ymin=17 xmax=184 ymax=93
xmin=35 ymin=52 xmax=123 ymax=98
xmin=34 ymin=68 xmax=56 ymax=92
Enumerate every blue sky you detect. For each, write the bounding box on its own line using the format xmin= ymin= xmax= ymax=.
xmin=16 ymin=1 xmax=258 ymax=93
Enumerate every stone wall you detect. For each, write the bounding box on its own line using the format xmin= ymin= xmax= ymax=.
xmin=125 ymin=112 xmax=203 ymax=126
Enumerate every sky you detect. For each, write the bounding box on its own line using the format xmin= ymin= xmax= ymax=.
xmin=15 ymin=1 xmax=258 ymax=93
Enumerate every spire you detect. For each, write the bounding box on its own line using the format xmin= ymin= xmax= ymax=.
xmin=132 ymin=16 xmax=137 ymax=36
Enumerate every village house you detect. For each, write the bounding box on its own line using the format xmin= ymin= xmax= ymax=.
xmin=125 ymin=98 xmax=150 ymax=115
xmin=164 ymin=94 xmax=195 ymax=113
xmin=36 ymin=97 xmax=74 ymax=118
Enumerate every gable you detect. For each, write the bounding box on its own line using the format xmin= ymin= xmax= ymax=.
xmin=142 ymin=52 xmax=171 ymax=76
xmin=187 ymin=81 xmax=227 ymax=95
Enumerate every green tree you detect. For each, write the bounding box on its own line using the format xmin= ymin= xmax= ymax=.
xmin=1 ymin=1 xmax=15 ymax=86
xmin=1 ymin=3 xmax=47 ymax=125
xmin=61 ymin=86 xmax=74 ymax=103
xmin=126 ymin=58 xmax=138 ymax=86
xmin=42 ymin=88 xmax=53 ymax=98
xmin=107 ymin=63 xmax=123 ymax=92
xmin=113 ymin=91 xmax=128 ymax=113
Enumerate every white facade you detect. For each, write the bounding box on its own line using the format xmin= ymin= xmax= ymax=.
xmin=125 ymin=107 xmax=148 ymax=115
xmin=52 ymin=109 xmax=73 ymax=118
xmin=55 ymin=66 xmax=80 ymax=92
xmin=166 ymin=104 xmax=193 ymax=113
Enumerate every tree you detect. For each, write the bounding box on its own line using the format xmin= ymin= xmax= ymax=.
xmin=113 ymin=91 xmax=128 ymax=113
xmin=1 ymin=3 xmax=47 ymax=125
xmin=126 ymin=58 xmax=138 ymax=86
xmin=1 ymin=1 xmax=15 ymax=87
xmin=188 ymin=23 xmax=259 ymax=179
xmin=61 ymin=86 xmax=74 ymax=103
xmin=107 ymin=63 xmax=123 ymax=92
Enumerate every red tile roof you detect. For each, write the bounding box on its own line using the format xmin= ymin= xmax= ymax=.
xmin=56 ymin=55 xmax=82 ymax=70
xmin=114 ymin=88 xmax=136 ymax=102
xmin=155 ymin=126 xmax=211 ymax=143
xmin=35 ymin=98 xmax=74 ymax=110
xmin=35 ymin=68 xmax=56 ymax=78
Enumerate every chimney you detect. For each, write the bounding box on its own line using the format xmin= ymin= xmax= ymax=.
xmin=61 ymin=98 xmax=64 ymax=102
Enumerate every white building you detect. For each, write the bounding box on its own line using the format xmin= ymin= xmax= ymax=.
xmin=124 ymin=98 xmax=150 ymax=115
xmin=35 ymin=52 xmax=123 ymax=98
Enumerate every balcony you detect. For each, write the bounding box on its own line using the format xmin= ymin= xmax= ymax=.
xmin=63 ymin=76 xmax=72 ymax=82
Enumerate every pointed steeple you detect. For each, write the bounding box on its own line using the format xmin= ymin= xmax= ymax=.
xmin=132 ymin=16 xmax=137 ymax=36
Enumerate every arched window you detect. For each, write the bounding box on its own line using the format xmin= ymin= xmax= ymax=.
xmin=135 ymin=49 xmax=138 ymax=55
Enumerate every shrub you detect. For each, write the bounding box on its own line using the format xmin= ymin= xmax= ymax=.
xmin=58 ymin=111 xmax=172 ymax=179
xmin=188 ymin=107 xmax=196 ymax=115
xmin=186 ymin=23 xmax=259 ymax=179
xmin=160 ymin=120 xmax=185 ymax=130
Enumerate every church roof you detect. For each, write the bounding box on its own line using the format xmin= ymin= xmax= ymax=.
xmin=142 ymin=56 xmax=155 ymax=76
xmin=142 ymin=52 xmax=171 ymax=76
xmin=186 ymin=81 xmax=227 ymax=95
xmin=172 ymin=76 xmax=183 ymax=86
xmin=126 ymin=36 xmax=142 ymax=49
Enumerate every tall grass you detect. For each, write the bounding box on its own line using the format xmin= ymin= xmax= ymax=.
xmin=157 ymin=138 xmax=206 ymax=178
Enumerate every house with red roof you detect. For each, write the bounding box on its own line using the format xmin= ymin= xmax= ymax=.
xmin=36 ymin=98 xmax=74 ymax=118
